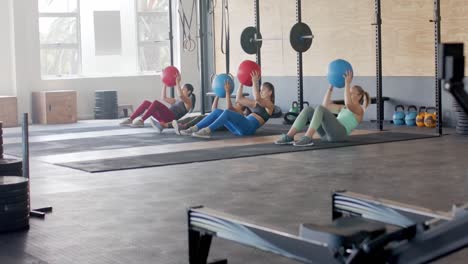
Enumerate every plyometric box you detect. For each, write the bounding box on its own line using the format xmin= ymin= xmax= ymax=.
xmin=32 ymin=90 xmax=77 ymax=124
xmin=0 ymin=96 xmax=18 ymax=127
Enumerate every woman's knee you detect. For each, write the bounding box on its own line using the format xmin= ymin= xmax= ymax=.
xmin=316 ymin=105 xmax=326 ymax=111
xmin=212 ymin=109 xmax=223 ymax=115
xmin=141 ymin=100 xmax=151 ymax=107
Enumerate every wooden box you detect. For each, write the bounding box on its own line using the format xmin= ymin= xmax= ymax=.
xmin=32 ymin=90 xmax=77 ymax=124
xmin=0 ymin=96 xmax=18 ymax=127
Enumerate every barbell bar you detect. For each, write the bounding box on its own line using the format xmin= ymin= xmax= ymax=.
xmin=240 ymin=22 xmax=314 ymax=54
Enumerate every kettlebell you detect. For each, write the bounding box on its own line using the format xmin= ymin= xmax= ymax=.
xmin=290 ymin=101 xmax=299 ymax=114
xmin=424 ymin=107 xmax=437 ymax=128
xmin=405 ymin=105 xmax=418 ymax=126
xmin=416 ymin=106 xmax=426 ymax=127
xmin=393 ymin=105 xmax=405 ymax=126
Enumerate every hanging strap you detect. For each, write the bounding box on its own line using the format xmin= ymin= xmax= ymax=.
xmin=220 ymin=0 xmax=230 ymax=73
xmin=178 ymin=0 xmax=197 ymax=51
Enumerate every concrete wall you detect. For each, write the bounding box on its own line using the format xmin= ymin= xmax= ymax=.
xmin=1 ymin=0 xmax=201 ymax=121
xmin=211 ymin=0 xmax=468 ymax=127
xmin=0 ymin=0 xmax=16 ymax=96
xmin=263 ymin=76 xmax=465 ymax=127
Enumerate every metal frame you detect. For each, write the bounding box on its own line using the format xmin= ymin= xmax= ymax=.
xmin=187 ymin=190 xmax=468 ymax=264
xmin=296 ymin=0 xmax=304 ymax=111
xmin=373 ymin=0 xmax=383 ymax=130
xmin=254 ymin=0 xmax=261 ymax=69
xmin=169 ymin=0 xmax=175 ymax=97
xmin=432 ymin=0 xmax=442 ymax=135
xmin=22 ymin=114 xmax=53 ymax=218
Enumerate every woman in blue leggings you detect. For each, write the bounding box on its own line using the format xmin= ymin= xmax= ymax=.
xmin=180 ymin=71 xmax=275 ymax=138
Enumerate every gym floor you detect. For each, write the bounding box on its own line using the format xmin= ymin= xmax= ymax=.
xmin=0 ymin=120 xmax=467 ymax=264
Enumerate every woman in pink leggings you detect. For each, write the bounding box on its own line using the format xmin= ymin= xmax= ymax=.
xmin=119 ymin=74 xmax=194 ymax=129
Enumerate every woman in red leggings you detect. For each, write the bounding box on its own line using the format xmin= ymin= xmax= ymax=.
xmin=120 ymin=74 xmax=194 ymax=129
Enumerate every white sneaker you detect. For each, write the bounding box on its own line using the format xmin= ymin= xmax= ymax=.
xmin=180 ymin=126 xmax=198 ymax=136
xmin=149 ymin=117 xmax=164 ymax=133
xmin=172 ymin=120 xmax=181 ymax=135
xmin=192 ymin=127 xmax=212 ymax=139
xmin=131 ymin=119 xmax=145 ymax=128
xmin=119 ymin=118 xmax=133 ymax=126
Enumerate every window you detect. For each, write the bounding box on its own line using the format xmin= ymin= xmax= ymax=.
xmin=38 ymin=0 xmax=80 ymax=76
xmin=38 ymin=0 xmax=172 ymax=78
xmin=136 ymin=0 xmax=171 ymax=72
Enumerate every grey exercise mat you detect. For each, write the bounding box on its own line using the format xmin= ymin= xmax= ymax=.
xmin=3 ymin=124 xmax=290 ymax=157
xmin=55 ymin=132 xmax=437 ymax=173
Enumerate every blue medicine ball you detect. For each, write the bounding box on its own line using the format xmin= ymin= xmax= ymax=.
xmin=327 ymin=59 xmax=353 ymax=88
xmin=212 ymin=73 xmax=235 ymax=98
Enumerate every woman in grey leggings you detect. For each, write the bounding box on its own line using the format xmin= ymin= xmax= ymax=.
xmin=275 ymin=71 xmax=370 ymax=146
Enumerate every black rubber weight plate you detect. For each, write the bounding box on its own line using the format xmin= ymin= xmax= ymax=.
xmin=0 ymin=200 xmax=29 ymax=213
xmin=0 ymin=209 xmax=29 ymax=223
xmin=0 ymin=217 xmax=29 ymax=233
xmin=240 ymin=26 xmax=262 ymax=55
xmin=0 ymin=193 xmax=28 ymax=204
xmin=0 ymin=176 xmax=28 ymax=192
xmin=0 ymin=188 xmax=28 ymax=199
xmin=0 ymin=159 xmax=23 ymax=171
xmin=290 ymin=22 xmax=313 ymax=53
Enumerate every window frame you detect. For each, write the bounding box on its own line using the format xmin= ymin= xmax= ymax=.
xmin=38 ymin=0 xmax=82 ymax=78
xmin=135 ymin=2 xmax=171 ymax=74
xmin=38 ymin=0 xmax=174 ymax=79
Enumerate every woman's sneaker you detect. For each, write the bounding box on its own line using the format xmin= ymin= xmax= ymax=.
xmin=180 ymin=126 xmax=198 ymax=136
xmin=149 ymin=117 xmax=164 ymax=133
xmin=293 ymin=136 xmax=314 ymax=147
xmin=274 ymin=134 xmax=294 ymax=145
xmin=192 ymin=127 xmax=211 ymax=139
xmin=131 ymin=119 xmax=145 ymax=128
xmin=172 ymin=120 xmax=181 ymax=135
xmin=119 ymin=118 xmax=133 ymax=126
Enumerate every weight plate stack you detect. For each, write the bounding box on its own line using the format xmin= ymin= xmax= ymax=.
xmin=453 ymin=101 xmax=468 ymax=135
xmin=0 ymin=158 xmax=23 ymax=177
xmin=95 ymin=90 xmax=118 ymax=119
xmin=0 ymin=176 xmax=30 ymax=233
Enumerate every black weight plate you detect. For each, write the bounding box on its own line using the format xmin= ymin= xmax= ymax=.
xmin=0 ymin=136 xmax=3 ymax=145
xmin=0 ymin=188 xmax=28 ymax=199
xmin=0 ymin=170 xmax=23 ymax=177
xmin=0 ymin=158 xmax=23 ymax=170
xmin=95 ymin=115 xmax=118 ymax=120
xmin=0 ymin=217 xmax=29 ymax=233
xmin=94 ymin=105 xmax=118 ymax=108
xmin=241 ymin=26 xmax=262 ymax=55
xmin=290 ymin=22 xmax=313 ymax=53
xmin=0 ymin=193 xmax=28 ymax=204
xmin=95 ymin=90 xmax=117 ymax=94
xmin=95 ymin=97 xmax=118 ymax=101
xmin=0 ymin=176 xmax=28 ymax=192
xmin=0 ymin=200 xmax=29 ymax=213
xmin=95 ymin=101 xmax=118 ymax=106
xmin=0 ymin=208 xmax=29 ymax=223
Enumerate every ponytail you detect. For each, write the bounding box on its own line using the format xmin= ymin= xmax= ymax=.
xmin=353 ymin=85 xmax=369 ymax=110
xmin=362 ymin=91 xmax=370 ymax=109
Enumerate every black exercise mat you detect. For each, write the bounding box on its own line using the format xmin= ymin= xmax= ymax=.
xmin=3 ymin=124 xmax=290 ymax=157
xmin=56 ymin=132 xmax=437 ymax=173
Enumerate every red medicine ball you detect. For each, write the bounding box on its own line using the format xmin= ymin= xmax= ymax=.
xmin=237 ymin=60 xmax=261 ymax=87
xmin=161 ymin=66 xmax=180 ymax=86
